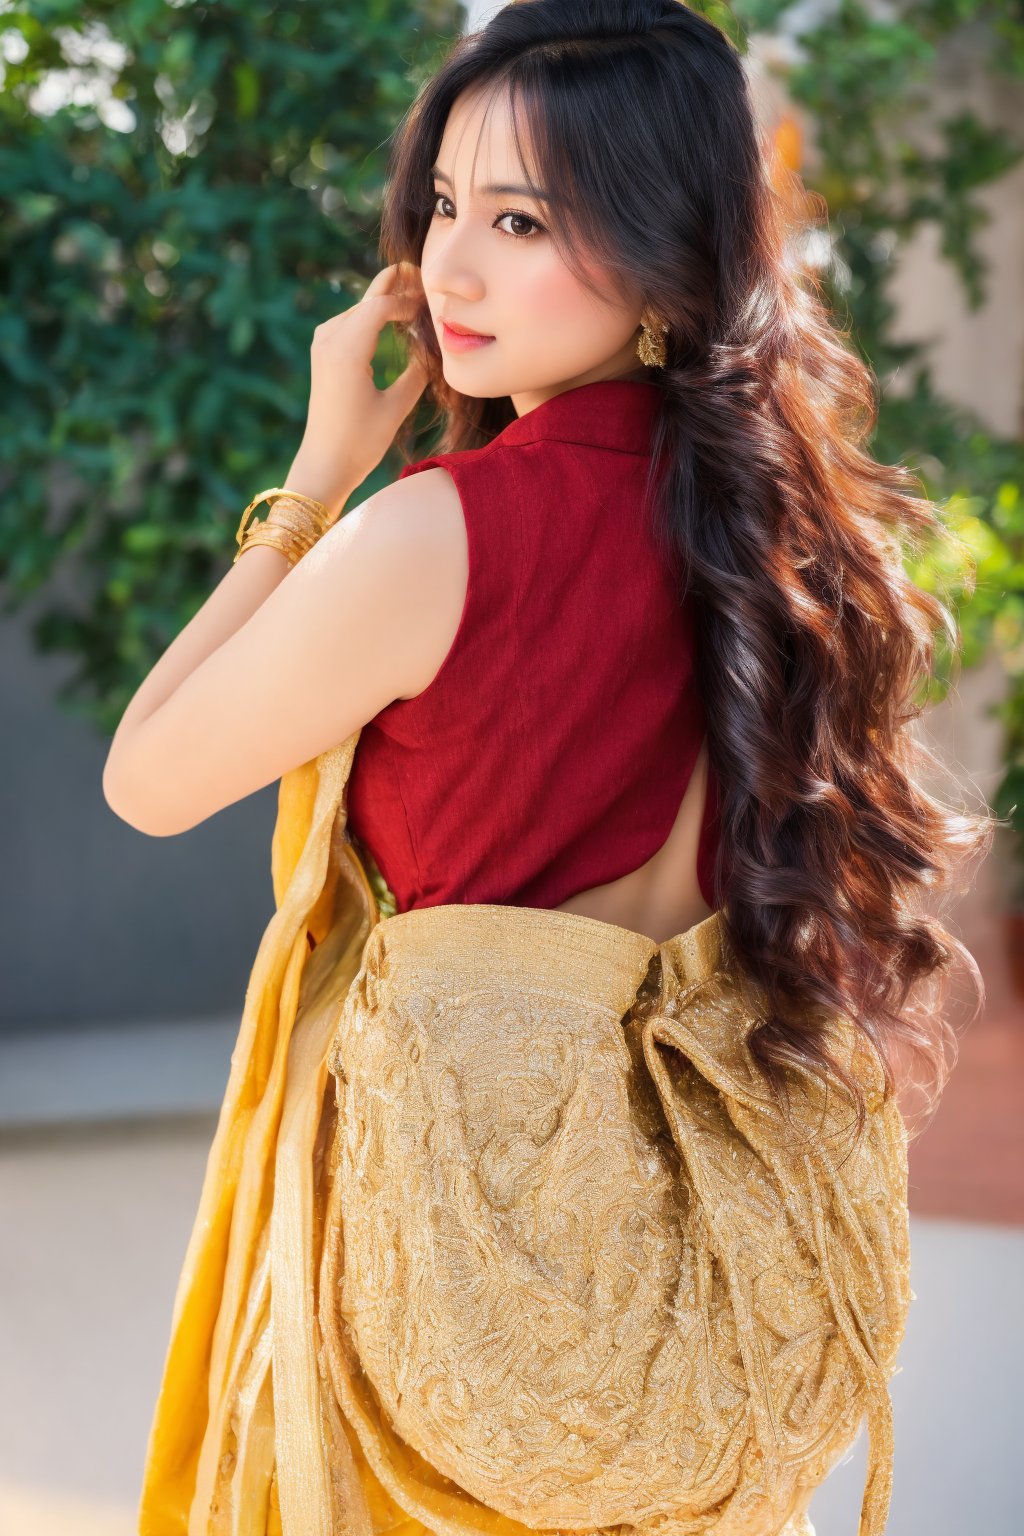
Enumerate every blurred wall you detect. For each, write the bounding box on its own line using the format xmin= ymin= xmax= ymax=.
xmin=0 ymin=595 xmax=280 ymax=1034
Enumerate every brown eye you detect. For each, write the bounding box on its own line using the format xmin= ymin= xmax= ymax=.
xmin=430 ymin=191 xmax=544 ymax=242
xmin=495 ymin=209 xmax=543 ymax=241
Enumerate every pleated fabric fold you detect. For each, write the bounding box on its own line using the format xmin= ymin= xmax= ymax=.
xmin=138 ymin=731 xmax=383 ymax=1536
xmin=641 ymin=943 xmax=910 ymax=1536
xmin=138 ymin=729 xmax=911 ymax=1536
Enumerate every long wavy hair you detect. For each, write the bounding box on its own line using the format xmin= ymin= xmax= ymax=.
xmin=378 ymin=0 xmax=995 ymax=1144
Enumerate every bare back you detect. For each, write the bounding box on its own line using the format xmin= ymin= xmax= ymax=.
xmin=552 ymin=735 xmax=714 ymax=942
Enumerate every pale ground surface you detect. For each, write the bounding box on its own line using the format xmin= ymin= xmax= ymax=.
xmin=0 ymin=1087 xmax=1021 ymax=1536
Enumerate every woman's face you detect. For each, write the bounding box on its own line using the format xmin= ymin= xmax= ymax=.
xmin=419 ymin=84 xmax=647 ymax=417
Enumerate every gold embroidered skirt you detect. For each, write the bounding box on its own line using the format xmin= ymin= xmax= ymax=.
xmin=137 ymin=733 xmax=911 ymax=1536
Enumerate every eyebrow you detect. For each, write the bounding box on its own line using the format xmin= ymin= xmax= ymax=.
xmin=430 ymin=166 xmax=550 ymax=200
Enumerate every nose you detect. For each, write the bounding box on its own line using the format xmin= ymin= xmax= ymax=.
xmin=421 ymin=219 xmax=487 ymax=308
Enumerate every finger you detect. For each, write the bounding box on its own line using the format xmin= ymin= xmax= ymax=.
xmin=355 ymin=292 xmax=422 ymax=333
xmin=327 ymin=292 xmax=421 ymax=368
xmin=362 ymin=291 xmax=421 ymax=312
xmin=359 ymin=263 xmax=403 ymax=301
xmin=361 ymin=262 xmax=423 ymax=306
xmin=323 ymin=291 xmax=416 ymax=343
xmin=313 ymin=297 xmax=418 ymax=356
xmin=392 ymin=259 xmax=425 ymax=301
xmin=384 ymin=353 xmax=430 ymax=417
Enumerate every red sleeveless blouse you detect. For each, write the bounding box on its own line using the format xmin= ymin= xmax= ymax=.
xmin=345 ymin=377 xmax=722 ymax=913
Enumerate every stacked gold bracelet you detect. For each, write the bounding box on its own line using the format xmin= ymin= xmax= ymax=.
xmin=233 ymin=487 xmax=335 ymax=567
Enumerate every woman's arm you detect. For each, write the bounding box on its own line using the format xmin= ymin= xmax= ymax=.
xmin=102 ymin=451 xmax=350 ymax=746
xmin=102 ymin=260 xmax=433 ymax=835
xmin=101 ymin=465 xmax=461 ymax=837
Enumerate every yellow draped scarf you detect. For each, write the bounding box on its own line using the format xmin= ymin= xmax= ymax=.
xmin=137 ymin=731 xmax=911 ymax=1536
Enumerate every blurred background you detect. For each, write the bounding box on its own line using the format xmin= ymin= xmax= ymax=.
xmin=0 ymin=1 xmax=1021 ymax=1532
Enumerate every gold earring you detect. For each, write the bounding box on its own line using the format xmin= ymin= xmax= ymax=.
xmin=636 ymin=313 xmax=669 ymax=369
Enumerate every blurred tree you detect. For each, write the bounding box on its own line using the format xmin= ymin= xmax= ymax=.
xmin=0 ymin=0 xmax=461 ymax=734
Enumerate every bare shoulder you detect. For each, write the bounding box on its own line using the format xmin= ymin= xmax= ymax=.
xmin=345 ymin=465 xmax=468 ymax=702
xmin=357 ymin=465 xmax=462 ymax=539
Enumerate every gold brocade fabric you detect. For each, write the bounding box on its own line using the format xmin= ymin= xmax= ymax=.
xmin=137 ymin=730 xmax=912 ymax=1536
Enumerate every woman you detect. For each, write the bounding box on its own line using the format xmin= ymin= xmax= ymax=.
xmin=106 ymin=3 xmax=992 ymax=1534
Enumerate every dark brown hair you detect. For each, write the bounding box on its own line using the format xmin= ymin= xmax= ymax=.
xmin=378 ymin=0 xmax=994 ymax=1144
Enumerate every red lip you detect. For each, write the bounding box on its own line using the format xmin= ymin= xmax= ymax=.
xmin=439 ymin=317 xmax=494 ymax=339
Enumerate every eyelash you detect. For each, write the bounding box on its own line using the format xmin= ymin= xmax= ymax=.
xmin=430 ymin=191 xmax=545 ymax=241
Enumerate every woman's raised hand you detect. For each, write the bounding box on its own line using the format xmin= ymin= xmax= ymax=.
xmin=288 ymin=261 xmax=430 ymax=519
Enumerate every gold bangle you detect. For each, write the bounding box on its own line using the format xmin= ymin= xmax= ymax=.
xmin=234 ymin=525 xmax=317 ymax=566
xmin=234 ymin=486 xmax=330 ymax=548
xmin=233 ymin=488 xmax=332 ymax=567
xmin=234 ymin=520 xmax=319 ymax=566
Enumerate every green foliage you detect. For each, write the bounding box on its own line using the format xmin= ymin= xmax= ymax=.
xmin=0 ymin=0 xmax=461 ymax=734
